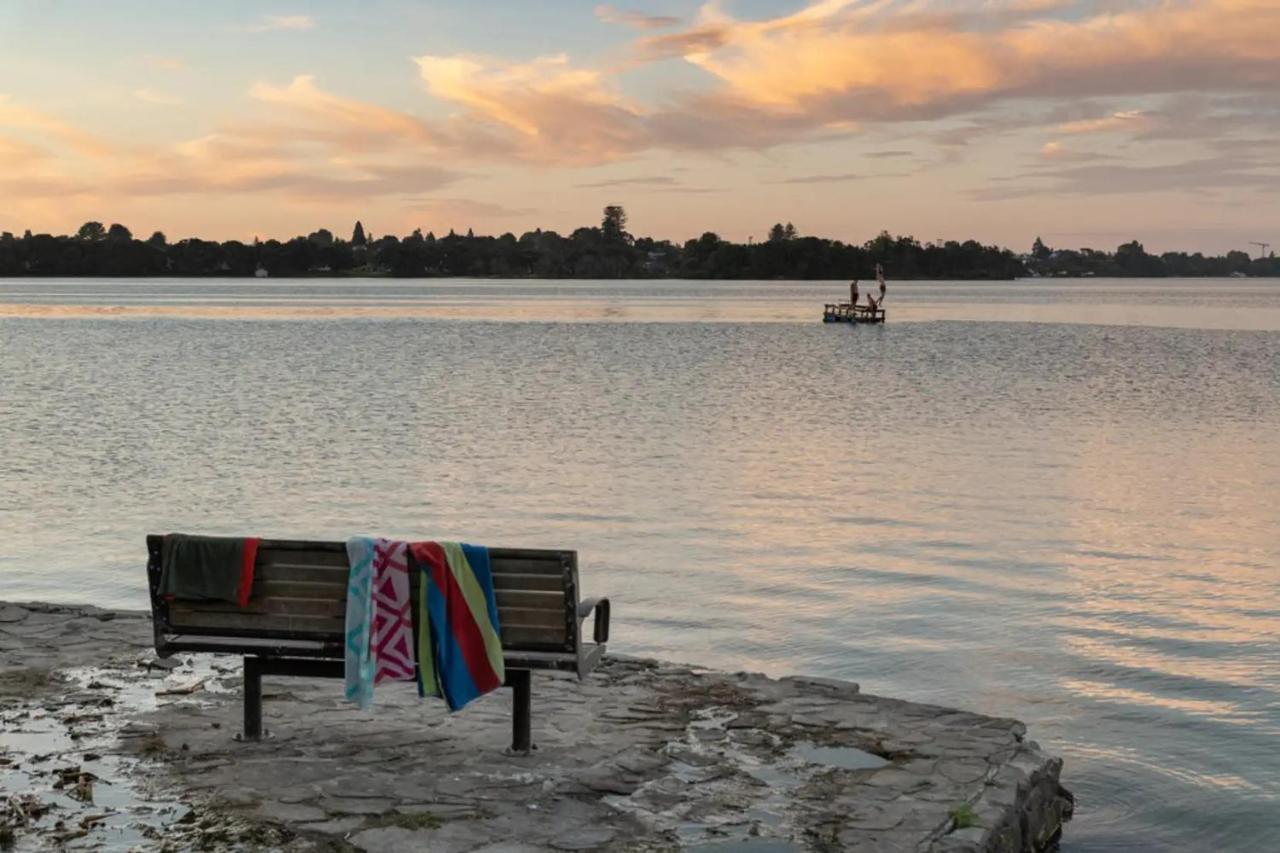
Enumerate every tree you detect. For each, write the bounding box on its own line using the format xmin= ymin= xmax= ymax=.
xmin=601 ymin=205 xmax=628 ymax=242
xmin=783 ymin=222 xmax=797 ymax=240
xmin=307 ymin=228 xmax=334 ymax=246
xmin=77 ymin=221 xmax=105 ymax=241
xmin=767 ymin=223 xmax=787 ymax=243
xmin=106 ymin=223 xmax=132 ymax=241
xmin=351 ymin=221 xmax=367 ymax=246
xmin=1032 ymin=236 xmax=1051 ymax=259
xmin=1115 ymin=240 xmax=1165 ymax=277
xmin=147 ymin=231 xmax=167 ymax=247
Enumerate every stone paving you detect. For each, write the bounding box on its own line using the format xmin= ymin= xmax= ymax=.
xmin=0 ymin=602 xmax=1072 ymax=851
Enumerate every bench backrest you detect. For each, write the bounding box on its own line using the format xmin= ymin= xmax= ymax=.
xmin=146 ymin=536 xmax=580 ymax=656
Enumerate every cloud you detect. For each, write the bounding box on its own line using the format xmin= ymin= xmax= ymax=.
xmin=1056 ymin=110 xmax=1151 ymax=135
xmin=0 ymin=95 xmax=115 ymax=159
xmin=575 ymin=175 xmax=678 ymax=188
xmin=408 ymin=198 xmax=537 ymax=221
xmin=775 ymin=172 xmax=862 ymax=184
xmin=116 ymin=123 xmax=461 ymax=200
xmin=866 ymin=149 xmax=912 ymax=158
xmin=0 ymin=83 xmax=461 ymax=208
xmin=248 ymin=75 xmax=433 ymax=150
xmin=1041 ymin=141 xmax=1065 ymax=159
xmin=973 ymin=153 xmax=1280 ymax=200
xmin=134 ymin=88 xmax=184 ymax=106
xmin=122 ymin=2 xmax=1280 ymax=174
xmin=1036 ymin=142 xmax=1117 ymax=163
xmin=594 ymin=5 xmax=680 ymax=30
xmin=414 ymin=53 xmax=648 ymax=164
xmin=655 ymin=0 xmax=1280 ymax=125
xmin=0 ymin=135 xmax=47 ymax=167
xmin=246 ymin=15 xmax=315 ymax=33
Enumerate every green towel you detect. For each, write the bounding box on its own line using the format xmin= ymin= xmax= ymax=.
xmin=159 ymin=533 xmax=258 ymax=606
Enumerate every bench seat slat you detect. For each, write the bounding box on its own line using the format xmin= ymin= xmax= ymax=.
xmin=488 ymin=573 xmax=564 ymax=592
xmin=496 ymin=607 xmax=566 ymax=629
xmin=256 ymin=564 xmax=348 ymax=584
xmin=172 ymin=597 xmax=345 ymax=618
xmin=255 ymin=580 xmax=349 ymax=599
xmin=169 ymin=608 xmax=346 ymax=635
xmin=259 ymin=550 xmax=350 ymax=568
xmin=495 ymin=590 xmax=566 ymax=610
xmin=500 ymin=626 xmax=573 ymax=648
xmin=488 ymin=558 xmax=568 ymax=576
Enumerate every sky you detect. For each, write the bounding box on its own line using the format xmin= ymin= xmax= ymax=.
xmin=1 ymin=0 xmax=1278 ymax=254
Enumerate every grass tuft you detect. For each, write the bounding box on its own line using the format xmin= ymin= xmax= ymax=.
xmin=949 ymin=802 xmax=978 ymax=830
xmin=389 ymin=812 xmax=443 ymax=831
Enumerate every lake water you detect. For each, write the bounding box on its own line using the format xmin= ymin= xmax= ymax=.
xmin=2 ymin=278 xmax=1277 ymax=851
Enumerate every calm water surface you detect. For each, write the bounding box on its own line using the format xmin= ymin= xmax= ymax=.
xmin=2 ymin=278 xmax=1278 ymax=851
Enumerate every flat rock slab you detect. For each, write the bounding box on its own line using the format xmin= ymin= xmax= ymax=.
xmin=0 ymin=602 xmax=1072 ymax=851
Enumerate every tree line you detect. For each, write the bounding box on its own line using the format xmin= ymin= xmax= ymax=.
xmin=0 ymin=208 xmax=1275 ymax=279
xmin=1027 ymin=237 xmax=1278 ymax=278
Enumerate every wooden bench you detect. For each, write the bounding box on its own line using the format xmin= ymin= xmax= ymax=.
xmin=145 ymin=536 xmax=611 ymax=752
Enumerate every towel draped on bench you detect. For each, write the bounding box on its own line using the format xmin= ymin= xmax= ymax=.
xmin=159 ymin=533 xmax=259 ymax=608
xmin=344 ymin=538 xmax=504 ymax=712
xmin=411 ymin=541 xmax=506 ymax=712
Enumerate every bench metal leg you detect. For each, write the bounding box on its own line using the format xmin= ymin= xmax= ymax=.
xmin=509 ymin=669 xmax=532 ymax=753
xmin=243 ymin=656 xmax=263 ymax=741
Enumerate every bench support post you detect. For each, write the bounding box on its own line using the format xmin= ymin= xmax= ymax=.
xmin=509 ymin=669 xmax=532 ymax=753
xmin=244 ymin=656 xmax=264 ymax=740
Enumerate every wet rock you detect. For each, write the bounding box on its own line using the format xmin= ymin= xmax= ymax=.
xmin=350 ymin=826 xmax=435 ymax=852
xmin=0 ymin=605 xmax=29 ymax=624
xmin=139 ymin=655 xmax=182 ymax=671
xmin=256 ymin=800 xmax=329 ymax=823
xmin=321 ymin=797 xmax=397 ymax=816
xmin=550 ymin=826 xmax=616 ymax=850
xmin=299 ymin=815 xmax=367 ymax=836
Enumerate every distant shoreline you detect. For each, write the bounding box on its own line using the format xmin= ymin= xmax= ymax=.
xmin=6 ymin=216 xmax=1275 ymax=280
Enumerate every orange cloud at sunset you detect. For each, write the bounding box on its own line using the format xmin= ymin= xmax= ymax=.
xmin=0 ymin=96 xmax=115 ymax=161
xmin=668 ymin=0 xmax=1280 ymax=121
xmin=415 ymin=54 xmax=646 ymax=164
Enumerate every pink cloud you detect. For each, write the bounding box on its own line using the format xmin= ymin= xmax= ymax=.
xmin=663 ymin=0 xmax=1280 ymax=124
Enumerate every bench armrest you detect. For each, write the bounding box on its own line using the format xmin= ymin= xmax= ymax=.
xmin=577 ymin=597 xmax=610 ymax=644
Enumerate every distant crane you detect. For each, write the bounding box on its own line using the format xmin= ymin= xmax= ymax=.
xmin=1250 ymin=241 xmax=1271 ymax=258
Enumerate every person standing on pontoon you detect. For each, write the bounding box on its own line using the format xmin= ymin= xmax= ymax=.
xmin=876 ymin=264 xmax=886 ymax=304
xmin=849 ymin=279 xmax=859 ymax=308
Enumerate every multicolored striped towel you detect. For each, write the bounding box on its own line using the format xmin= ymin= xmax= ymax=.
xmin=409 ymin=542 xmax=505 ymax=712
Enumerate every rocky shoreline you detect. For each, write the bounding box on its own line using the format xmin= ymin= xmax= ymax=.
xmin=0 ymin=602 xmax=1072 ymax=851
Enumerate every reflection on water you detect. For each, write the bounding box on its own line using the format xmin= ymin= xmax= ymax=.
xmin=1 ymin=279 xmax=1278 ymax=851
xmin=2 ymin=276 xmax=1280 ymax=330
